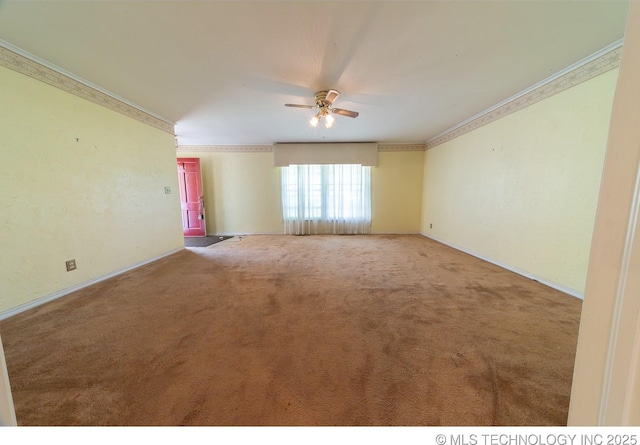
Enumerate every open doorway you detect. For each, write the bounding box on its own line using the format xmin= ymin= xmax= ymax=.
xmin=176 ymin=158 xmax=205 ymax=237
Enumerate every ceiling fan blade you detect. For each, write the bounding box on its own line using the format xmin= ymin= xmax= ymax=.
xmin=285 ymin=104 xmax=316 ymax=109
xmin=324 ymin=89 xmax=340 ymax=105
xmin=332 ymin=108 xmax=359 ymax=118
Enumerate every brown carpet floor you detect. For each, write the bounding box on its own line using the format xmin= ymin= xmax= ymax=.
xmin=0 ymin=235 xmax=582 ymax=426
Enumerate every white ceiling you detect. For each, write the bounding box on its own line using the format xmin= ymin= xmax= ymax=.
xmin=0 ymin=1 xmax=631 ymax=146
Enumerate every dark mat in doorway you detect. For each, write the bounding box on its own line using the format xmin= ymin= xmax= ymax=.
xmin=184 ymin=236 xmax=233 ymax=248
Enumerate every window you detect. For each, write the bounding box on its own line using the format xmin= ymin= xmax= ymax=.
xmin=281 ymin=164 xmax=371 ymax=235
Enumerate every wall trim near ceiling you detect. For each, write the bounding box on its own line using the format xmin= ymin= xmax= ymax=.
xmin=378 ymin=144 xmax=426 ymax=152
xmin=178 ymin=145 xmax=275 ymax=152
xmin=426 ymin=40 xmax=624 ymax=150
xmin=0 ymin=41 xmax=175 ymax=135
xmin=177 ymin=143 xmax=426 ymax=153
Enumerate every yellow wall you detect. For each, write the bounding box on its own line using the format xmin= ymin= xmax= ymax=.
xmin=371 ymin=151 xmax=424 ymax=233
xmin=176 ymin=149 xmax=425 ymax=235
xmin=0 ymin=65 xmax=184 ymax=315
xmin=421 ymin=69 xmax=619 ymax=295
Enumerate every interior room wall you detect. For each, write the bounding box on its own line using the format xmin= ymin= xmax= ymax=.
xmin=569 ymin=0 xmax=640 ymax=424
xmin=0 ymin=65 xmax=184 ymax=316
xmin=371 ymin=150 xmax=424 ymax=233
xmin=421 ymin=68 xmax=619 ymax=296
xmin=0 ymin=335 xmax=16 ymax=426
xmin=176 ymin=149 xmax=425 ymax=236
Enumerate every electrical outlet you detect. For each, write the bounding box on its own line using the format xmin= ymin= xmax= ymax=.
xmin=66 ymin=259 xmax=76 ymax=271
xmin=430 ymin=223 xmax=433 ymax=229
xmin=164 ymin=187 xmax=172 ymax=194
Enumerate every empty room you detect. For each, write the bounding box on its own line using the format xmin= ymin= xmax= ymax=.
xmin=1 ymin=0 xmax=639 ymax=427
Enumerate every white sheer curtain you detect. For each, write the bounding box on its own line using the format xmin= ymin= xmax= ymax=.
xmin=281 ymin=164 xmax=371 ymax=235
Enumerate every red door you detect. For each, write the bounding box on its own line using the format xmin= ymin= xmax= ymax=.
xmin=177 ymin=158 xmax=206 ymax=237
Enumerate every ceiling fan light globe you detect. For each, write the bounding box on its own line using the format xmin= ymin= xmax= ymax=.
xmin=310 ymin=116 xmax=319 ymax=127
xmin=325 ymin=114 xmax=335 ymax=128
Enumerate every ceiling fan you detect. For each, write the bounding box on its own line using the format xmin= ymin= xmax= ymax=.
xmin=285 ymin=89 xmax=359 ymax=128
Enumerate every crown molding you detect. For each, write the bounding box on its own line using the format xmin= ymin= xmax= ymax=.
xmin=426 ymin=41 xmax=624 ymax=150
xmin=378 ymin=144 xmax=426 ymax=152
xmin=178 ymin=143 xmax=427 ymax=153
xmin=0 ymin=41 xmax=175 ymax=135
xmin=177 ymin=145 xmax=274 ymax=153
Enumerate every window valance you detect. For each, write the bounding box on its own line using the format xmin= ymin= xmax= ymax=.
xmin=273 ymin=143 xmax=378 ymax=167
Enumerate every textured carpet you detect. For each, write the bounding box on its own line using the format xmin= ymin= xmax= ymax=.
xmin=0 ymin=235 xmax=581 ymax=426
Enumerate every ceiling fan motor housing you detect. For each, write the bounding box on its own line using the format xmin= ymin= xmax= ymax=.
xmin=315 ymin=90 xmax=336 ymax=108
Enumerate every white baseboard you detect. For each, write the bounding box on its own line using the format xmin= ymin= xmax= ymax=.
xmin=370 ymin=231 xmax=422 ymax=235
xmin=420 ymin=233 xmax=584 ymax=299
xmin=0 ymin=247 xmax=185 ymax=321
xmin=208 ymin=232 xmax=424 ymax=236
xmin=207 ymin=232 xmax=283 ymax=237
